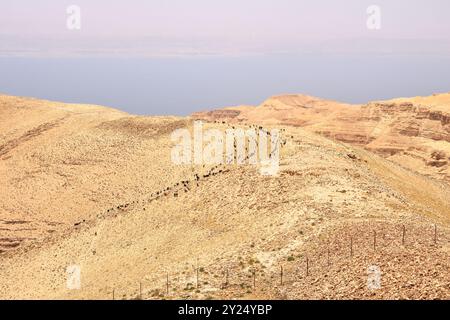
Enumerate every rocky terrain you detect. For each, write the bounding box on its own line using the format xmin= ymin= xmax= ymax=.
xmin=193 ymin=93 xmax=450 ymax=184
xmin=0 ymin=94 xmax=448 ymax=300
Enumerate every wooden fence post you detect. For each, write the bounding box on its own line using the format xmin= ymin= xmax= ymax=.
xmin=196 ymin=268 xmax=199 ymax=289
xmin=280 ymin=266 xmax=283 ymax=286
xmin=327 ymin=248 xmax=330 ymax=267
xmin=350 ymin=236 xmax=353 ymax=257
xmin=402 ymin=225 xmax=406 ymax=246
xmin=373 ymin=230 xmax=377 ymax=251
xmin=225 ymin=269 xmax=229 ymax=287
xmin=306 ymin=256 xmax=309 ymax=276
xmin=166 ymin=272 xmax=169 ymax=295
xmin=434 ymin=224 xmax=437 ymax=245
xmin=195 ymin=257 xmax=199 ymax=289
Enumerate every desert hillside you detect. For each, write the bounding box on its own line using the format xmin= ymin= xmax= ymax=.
xmin=0 ymin=94 xmax=449 ymax=300
xmin=193 ymin=93 xmax=450 ymax=184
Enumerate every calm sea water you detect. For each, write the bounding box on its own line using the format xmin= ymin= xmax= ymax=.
xmin=1 ymin=53 xmax=449 ymax=116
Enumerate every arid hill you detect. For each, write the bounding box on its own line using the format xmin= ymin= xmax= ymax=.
xmin=193 ymin=93 xmax=450 ymax=184
xmin=0 ymin=94 xmax=449 ymax=300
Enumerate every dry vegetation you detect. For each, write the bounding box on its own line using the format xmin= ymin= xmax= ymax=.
xmin=0 ymin=94 xmax=448 ymax=300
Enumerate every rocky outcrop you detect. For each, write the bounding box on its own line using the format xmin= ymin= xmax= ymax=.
xmin=192 ymin=109 xmax=241 ymax=122
xmin=192 ymin=93 xmax=450 ymax=183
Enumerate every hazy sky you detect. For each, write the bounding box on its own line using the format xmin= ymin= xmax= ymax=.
xmin=1 ymin=0 xmax=450 ymax=56
xmin=1 ymin=1 xmax=449 ymax=115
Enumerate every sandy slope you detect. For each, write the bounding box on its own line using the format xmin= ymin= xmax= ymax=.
xmin=0 ymin=94 xmax=448 ymax=300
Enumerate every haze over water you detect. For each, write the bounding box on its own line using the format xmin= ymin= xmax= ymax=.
xmin=1 ymin=53 xmax=450 ymax=116
xmin=1 ymin=0 xmax=450 ymax=115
